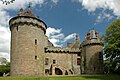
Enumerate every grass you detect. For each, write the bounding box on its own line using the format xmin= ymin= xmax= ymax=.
xmin=0 ymin=75 xmax=120 ymax=80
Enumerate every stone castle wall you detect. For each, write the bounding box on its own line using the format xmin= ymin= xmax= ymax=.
xmin=10 ymin=17 xmax=47 ymax=76
xmin=9 ymin=7 xmax=103 ymax=76
xmin=82 ymin=43 xmax=103 ymax=74
xmin=44 ymin=47 xmax=81 ymax=75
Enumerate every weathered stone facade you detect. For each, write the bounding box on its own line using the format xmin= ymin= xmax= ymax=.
xmin=9 ymin=7 xmax=103 ymax=76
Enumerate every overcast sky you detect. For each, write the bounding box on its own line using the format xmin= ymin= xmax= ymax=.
xmin=0 ymin=0 xmax=120 ymax=61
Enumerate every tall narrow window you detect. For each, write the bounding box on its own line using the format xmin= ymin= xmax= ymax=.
xmin=99 ymin=52 xmax=103 ymax=60
xmin=17 ymin=26 xmax=18 ymax=31
xmin=35 ymin=39 xmax=37 ymax=45
xmin=45 ymin=58 xmax=49 ymax=65
xmin=77 ymin=58 xmax=80 ymax=65
xmin=53 ymin=60 xmax=56 ymax=64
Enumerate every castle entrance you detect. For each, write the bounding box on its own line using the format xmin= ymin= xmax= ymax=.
xmin=55 ymin=68 xmax=63 ymax=75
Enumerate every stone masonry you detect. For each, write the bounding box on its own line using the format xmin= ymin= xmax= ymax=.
xmin=9 ymin=6 xmax=103 ymax=76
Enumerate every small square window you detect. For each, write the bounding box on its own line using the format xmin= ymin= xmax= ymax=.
xmin=45 ymin=69 xmax=49 ymax=74
xmin=35 ymin=56 xmax=37 ymax=60
xmin=77 ymin=53 xmax=80 ymax=56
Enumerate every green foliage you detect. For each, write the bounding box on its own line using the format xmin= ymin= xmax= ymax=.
xmin=0 ymin=57 xmax=10 ymax=76
xmin=0 ymin=57 xmax=8 ymax=65
xmin=0 ymin=75 xmax=120 ymax=80
xmin=0 ymin=62 xmax=10 ymax=76
xmin=102 ymin=19 xmax=120 ymax=74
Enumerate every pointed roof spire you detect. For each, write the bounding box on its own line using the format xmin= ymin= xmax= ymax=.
xmin=28 ymin=2 xmax=31 ymax=8
xmin=23 ymin=3 xmax=36 ymax=17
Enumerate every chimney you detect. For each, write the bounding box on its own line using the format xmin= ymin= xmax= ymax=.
xmin=95 ymin=31 xmax=98 ymax=39
xmin=76 ymin=34 xmax=79 ymax=41
xmin=18 ymin=8 xmax=24 ymax=16
xmin=67 ymin=42 xmax=72 ymax=48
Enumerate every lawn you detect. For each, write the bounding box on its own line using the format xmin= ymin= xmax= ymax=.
xmin=0 ymin=75 xmax=120 ymax=80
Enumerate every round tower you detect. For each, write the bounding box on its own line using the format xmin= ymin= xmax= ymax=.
xmin=9 ymin=7 xmax=47 ymax=76
xmin=81 ymin=29 xmax=103 ymax=74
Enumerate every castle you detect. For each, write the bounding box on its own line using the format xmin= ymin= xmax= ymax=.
xmin=9 ymin=6 xmax=103 ymax=76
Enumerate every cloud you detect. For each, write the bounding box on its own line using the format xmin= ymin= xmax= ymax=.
xmin=0 ymin=26 xmax=10 ymax=61
xmin=94 ymin=11 xmax=114 ymax=25
xmin=0 ymin=0 xmax=45 ymax=10
xmin=76 ymin=0 xmax=120 ymax=17
xmin=64 ymin=33 xmax=76 ymax=42
xmin=51 ymin=0 xmax=59 ymax=4
xmin=46 ymin=27 xmax=64 ymax=46
xmin=72 ymin=0 xmax=120 ymax=25
xmin=46 ymin=27 xmax=63 ymax=38
xmin=46 ymin=27 xmax=76 ymax=47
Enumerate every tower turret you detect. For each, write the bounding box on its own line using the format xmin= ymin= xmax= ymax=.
xmin=9 ymin=6 xmax=47 ymax=76
xmin=81 ymin=29 xmax=103 ymax=74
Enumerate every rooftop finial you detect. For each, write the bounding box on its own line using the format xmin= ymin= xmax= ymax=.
xmin=76 ymin=34 xmax=79 ymax=41
xmin=28 ymin=2 xmax=31 ymax=8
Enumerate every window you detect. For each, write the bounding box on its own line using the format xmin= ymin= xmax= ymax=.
xmin=45 ymin=58 xmax=49 ymax=65
xmin=45 ymin=69 xmax=49 ymax=74
xmin=99 ymin=52 xmax=103 ymax=60
xmin=53 ymin=60 xmax=56 ymax=64
xmin=35 ymin=39 xmax=37 ymax=45
xmin=35 ymin=56 xmax=37 ymax=60
xmin=77 ymin=58 xmax=80 ymax=65
xmin=77 ymin=53 xmax=80 ymax=56
xmin=17 ymin=26 xmax=18 ymax=31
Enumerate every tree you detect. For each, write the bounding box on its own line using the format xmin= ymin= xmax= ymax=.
xmin=0 ymin=0 xmax=15 ymax=5
xmin=0 ymin=57 xmax=10 ymax=76
xmin=102 ymin=19 xmax=120 ymax=74
xmin=0 ymin=57 xmax=8 ymax=65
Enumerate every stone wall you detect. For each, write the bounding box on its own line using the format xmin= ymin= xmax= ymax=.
xmin=44 ymin=52 xmax=81 ymax=75
xmin=10 ymin=17 xmax=46 ymax=76
xmin=82 ymin=44 xmax=103 ymax=74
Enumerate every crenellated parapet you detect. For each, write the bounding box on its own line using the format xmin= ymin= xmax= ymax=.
xmin=82 ymin=29 xmax=103 ymax=47
xmin=9 ymin=16 xmax=47 ymax=34
xmin=45 ymin=47 xmax=81 ymax=53
xmin=82 ymin=39 xmax=103 ymax=47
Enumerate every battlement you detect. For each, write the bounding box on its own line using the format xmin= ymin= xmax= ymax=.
xmin=82 ymin=39 xmax=103 ymax=47
xmin=45 ymin=47 xmax=81 ymax=53
xmin=9 ymin=16 xmax=47 ymax=33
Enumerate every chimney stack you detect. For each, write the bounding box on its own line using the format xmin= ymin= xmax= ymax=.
xmin=76 ymin=34 xmax=79 ymax=41
xmin=67 ymin=42 xmax=72 ymax=48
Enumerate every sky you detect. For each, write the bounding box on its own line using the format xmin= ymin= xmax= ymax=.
xmin=0 ymin=0 xmax=120 ymax=61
